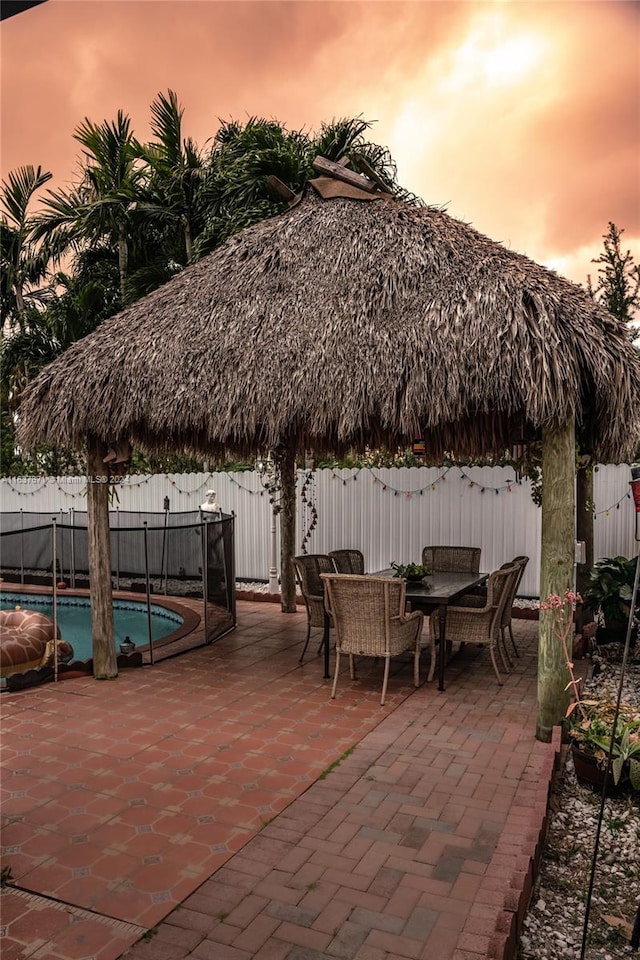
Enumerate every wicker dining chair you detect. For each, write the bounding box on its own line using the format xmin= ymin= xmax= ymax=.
xmin=428 ymin=565 xmax=517 ymax=685
xmin=421 ymin=545 xmax=481 ymax=574
xmin=320 ymin=573 xmax=424 ymax=705
xmin=458 ymin=555 xmax=529 ymax=664
xmin=328 ymin=549 xmax=365 ymax=575
xmin=294 ymin=554 xmax=336 ymax=663
xmin=501 ymin=556 xmax=529 ymax=658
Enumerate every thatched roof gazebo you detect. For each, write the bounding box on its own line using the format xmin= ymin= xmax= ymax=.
xmin=17 ymin=168 xmax=640 ymax=739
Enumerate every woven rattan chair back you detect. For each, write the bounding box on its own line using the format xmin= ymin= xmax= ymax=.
xmin=456 ymin=557 xmax=527 ymax=665
xmin=328 ymin=549 xmax=365 ymax=575
xmin=294 ymin=554 xmax=336 ymax=663
xmin=428 ymin=564 xmax=516 ymax=686
xmin=320 ymin=573 xmax=424 ymax=705
xmin=421 ymin=545 xmax=481 ymax=574
xmin=500 ymin=556 xmax=529 ymax=658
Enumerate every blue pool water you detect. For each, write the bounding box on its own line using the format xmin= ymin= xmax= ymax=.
xmin=0 ymin=593 xmax=183 ymax=662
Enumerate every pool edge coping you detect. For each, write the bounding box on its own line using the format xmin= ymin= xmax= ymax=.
xmin=0 ymin=583 xmax=202 ymax=651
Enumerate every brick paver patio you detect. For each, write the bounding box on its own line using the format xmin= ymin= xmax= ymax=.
xmin=0 ymin=595 xmax=558 ymax=960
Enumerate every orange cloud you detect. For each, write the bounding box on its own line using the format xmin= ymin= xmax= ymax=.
xmin=1 ymin=0 xmax=638 ymax=287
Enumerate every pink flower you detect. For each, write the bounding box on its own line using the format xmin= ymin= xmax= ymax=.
xmin=565 ymin=590 xmax=583 ymax=605
xmin=539 ymin=591 xmax=582 ymax=611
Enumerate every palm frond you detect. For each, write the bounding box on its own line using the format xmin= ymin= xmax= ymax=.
xmin=1 ymin=166 xmax=52 ymax=229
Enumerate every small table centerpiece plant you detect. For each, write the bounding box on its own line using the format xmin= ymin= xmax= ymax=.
xmin=390 ymin=562 xmax=432 ymax=582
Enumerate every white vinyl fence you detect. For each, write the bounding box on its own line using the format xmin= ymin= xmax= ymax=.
xmin=0 ymin=464 xmax=636 ymax=598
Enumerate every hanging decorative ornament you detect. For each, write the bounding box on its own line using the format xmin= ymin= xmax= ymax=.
xmin=299 ymin=470 xmax=319 ymax=555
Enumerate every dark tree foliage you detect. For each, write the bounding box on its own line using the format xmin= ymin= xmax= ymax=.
xmin=1 ymin=99 xmax=419 ymax=476
xmin=587 ymin=222 xmax=640 ymax=323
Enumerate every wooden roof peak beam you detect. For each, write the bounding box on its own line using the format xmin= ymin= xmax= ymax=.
xmin=312 ymin=155 xmax=378 ymax=194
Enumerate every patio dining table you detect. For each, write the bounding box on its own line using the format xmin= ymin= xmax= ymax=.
xmin=321 ymin=570 xmax=488 ymax=691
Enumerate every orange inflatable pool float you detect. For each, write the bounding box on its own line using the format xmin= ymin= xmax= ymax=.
xmin=0 ymin=608 xmax=74 ymax=678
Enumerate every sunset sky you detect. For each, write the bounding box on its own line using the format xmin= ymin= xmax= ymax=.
xmin=1 ymin=0 xmax=638 ymax=289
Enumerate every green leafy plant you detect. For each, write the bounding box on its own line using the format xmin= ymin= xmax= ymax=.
xmin=567 ymin=701 xmax=640 ymax=789
xmin=583 ymin=555 xmax=637 ymax=626
xmin=542 ymin=589 xmax=640 ymax=792
xmin=389 ymin=561 xmax=432 ymax=581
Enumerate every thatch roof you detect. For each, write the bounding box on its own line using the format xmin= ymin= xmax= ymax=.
xmin=17 ymin=187 xmax=640 ymax=462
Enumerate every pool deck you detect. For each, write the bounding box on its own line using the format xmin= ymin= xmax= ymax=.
xmin=0 ymin=594 xmax=559 ymax=960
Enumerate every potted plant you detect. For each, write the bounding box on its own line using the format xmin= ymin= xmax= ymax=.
xmin=583 ymin=555 xmax=638 ymax=637
xmin=566 ymin=698 xmax=640 ymax=793
xmin=390 ymin=561 xmax=432 ymax=582
xmin=541 ymin=589 xmax=640 ymax=795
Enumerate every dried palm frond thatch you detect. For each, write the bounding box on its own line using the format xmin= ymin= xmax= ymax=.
xmin=17 ymin=189 xmax=640 ymax=462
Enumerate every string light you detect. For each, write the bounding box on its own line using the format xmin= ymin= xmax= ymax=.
xmin=594 ymin=491 xmax=631 ymax=519
xmin=227 ymin=474 xmax=260 ymax=494
xmin=299 ymin=471 xmax=318 ymax=553
xmin=457 ymin=469 xmax=517 ymax=495
xmin=370 ymin=466 xmax=450 ymax=496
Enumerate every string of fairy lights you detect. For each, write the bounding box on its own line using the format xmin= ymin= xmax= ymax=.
xmin=593 ymin=490 xmax=633 ymax=519
xmin=0 ymin=469 xmax=632 ymax=517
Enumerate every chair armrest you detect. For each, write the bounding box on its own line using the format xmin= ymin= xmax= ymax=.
xmin=448 ymin=599 xmax=493 ymax=616
xmin=390 ymin=611 xmax=423 ymax=625
xmin=389 ymin=611 xmax=424 ymax=651
xmin=455 ymin=595 xmax=485 ymax=608
xmin=406 ymin=610 xmax=423 ymax=625
xmin=430 ymin=604 xmax=494 ymax=639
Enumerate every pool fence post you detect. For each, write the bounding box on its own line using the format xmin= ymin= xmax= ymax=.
xmin=143 ymin=522 xmax=154 ymax=664
xmin=59 ymin=510 xmax=65 ymax=583
xmin=52 ymin=519 xmax=58 ymax=683
xmin=161 ymin=496 xmax=170 ymax=595
xmin=20 ymin=509 xmax=25 ymax=585
xmin=70 ymin=508 xmax=76 ymax=588
xmin=201 ymin=515 xmax=209 ymax=643
xmin=115 ymin=508 xmax=120 ymax=591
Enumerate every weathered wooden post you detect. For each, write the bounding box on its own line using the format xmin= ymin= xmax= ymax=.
xmin=575 ymin=460 xmax=594 ymax=634
xmin=536 ymin=418 xmax=575 ymax=741
xmin=86 ymin=434 xmax=117 ymax=679
xmin=279 ymin=438 xmax=298 ymax=613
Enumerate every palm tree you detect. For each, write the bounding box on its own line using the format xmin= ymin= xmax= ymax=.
xmin=193 ymin=115 xmax=421 ymax=258
xmin=193 ymin=117 xmax=310 ymax=256
xmin=1 ymin=241 xmax=122 ymax=477
xmin=311 ymin=117 xmax=422 ymax=204
xmin=0 ymin=165 xmax=53 ymax=327
xmin=33 ymin=111 xmax=146 ymax=300
xmin=1 ymin=166 xmax=55 ymax=473
xmin=135 ymin=89 xmax=205 ymax=263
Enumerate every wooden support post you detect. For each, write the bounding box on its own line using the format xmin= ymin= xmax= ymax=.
xmin=575 ymin=463 xmax=595 ymax=634
xmin=279 ymin=439 xmax=298 ymax=613
xmin=536 ymin=418 xmax=575 ymax=742
xmin=86 ymin=434 xmax=117 ymax=679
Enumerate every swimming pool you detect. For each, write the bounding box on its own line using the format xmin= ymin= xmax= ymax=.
xmin=0 ymin=593 xmax=184 ymax=663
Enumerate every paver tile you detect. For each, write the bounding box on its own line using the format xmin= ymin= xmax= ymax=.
xmin=0 ymin=598 xmax=551 ymax=960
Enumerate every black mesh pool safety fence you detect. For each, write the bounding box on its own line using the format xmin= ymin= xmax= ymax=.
xmin=0 ymin=511 xmax=236 ymax=665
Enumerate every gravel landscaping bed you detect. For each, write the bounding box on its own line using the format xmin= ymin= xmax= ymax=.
xmin=518 ymin=644 xmax=640 ymax=960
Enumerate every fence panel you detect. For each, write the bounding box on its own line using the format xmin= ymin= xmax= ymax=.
xmin=1 ymin=464 xmax=636 ymax=597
